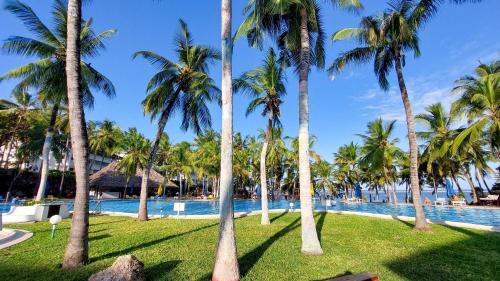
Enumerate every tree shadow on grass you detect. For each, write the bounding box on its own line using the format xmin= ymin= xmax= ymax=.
xmin=316 ymin=212 xmax=327 ymax=242
xmin=385 ymin=231 xmax=500 ymax=281
xmin=89 ymin=222 xmax=218 ymax=263
xmin=270 ymin=211 xmax=289 ymax=223
xmin=145 ymin=260 xmax=182 ymax=281
xmin=239 ymin=217 xmax=301 ymax=277
xmin=390 ymin=215 xmax=414 ymax=229
xmin=89 ymin=234 xmax=112 ymax=242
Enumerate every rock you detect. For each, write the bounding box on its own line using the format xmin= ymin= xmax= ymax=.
xmin=89 ymin=255 xmax=146 ymax=281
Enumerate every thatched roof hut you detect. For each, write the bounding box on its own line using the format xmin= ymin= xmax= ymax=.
xmin=90 ymin=161 xmax=178 ymax=191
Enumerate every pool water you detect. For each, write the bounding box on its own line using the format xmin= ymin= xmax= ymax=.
xmin=2 ymin=199 xmax=499 ymax=227
xmin=89 ymin=199 xmax=500 ymax=227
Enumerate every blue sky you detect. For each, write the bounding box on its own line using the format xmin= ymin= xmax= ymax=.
xmin=1 ymin=0 xmax=499 ymax=165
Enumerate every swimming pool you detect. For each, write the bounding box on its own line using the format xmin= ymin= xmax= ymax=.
xmin=2 ymin=199 xmax=499 ymax=227
xmin=87 ymin=199 xmax=500 ymax=227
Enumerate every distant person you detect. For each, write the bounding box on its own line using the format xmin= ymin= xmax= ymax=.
xmin=424 ymin=197 xmax=431 ymax=206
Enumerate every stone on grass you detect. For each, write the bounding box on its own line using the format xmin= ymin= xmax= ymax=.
xmin=89 ymin=255 xmax=146 ymax=281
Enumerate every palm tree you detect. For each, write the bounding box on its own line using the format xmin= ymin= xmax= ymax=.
xmin=171 ymin=141 xmax=193 ymax=197
xmin=62 ymin=0 xmax=88 ymax=269
xmin=234 ymin=47 xmax=286 ymax=225
xmin=1 ymin=0 xmax=116 ymax=201
xmin=329 ymin=0 xmax=433 ymax=229
xmin=0 ymin=92 xmax=37 ymax=168
xmin=312 ymin=159 xmax=335 ymax=199
xmin=237 ymin=0 xmax=362 ymax=255
xmin=133 ymin=20 xmax=219 ymax=221
xmin=212 ymin=0 xmax=240 ymax=279
xmin=333 ymin=142 xmax=360 ymax=198
xmin=118 ymin=128 xmax=150 ymax=197
xmin=451 ymin=60 xmax=499 ymax=158
xmin=89 ymin=120 xmax=122 ymax=170
xmin=416 ymin=103 xmax=461 ymax=198
xmin=358 ymin=119 xmax=402 ymax=204
xmin=193 ymin=130 xmax=221 ymax=197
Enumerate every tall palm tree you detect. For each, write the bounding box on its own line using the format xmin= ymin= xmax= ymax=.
xmin=89 ymin=120 xmax=122 ymax=170
xmin=234 ymin=47 xmax=286 ymax=225
xmin=212 ymin=0 xmax=240 ymax=279
xmin=451 ymin=60 xmax=499 ymax=158
xmin=329 ymin=0 xmax=432 ymax=229
xmin=133 ymin=20 xmax=220 ymax=221
xmin=237 ymin=0 xmax=362 ymax=255
xmin=333 ymin=142 xmax=360 ymax=197
xmin=1 ymin=0 xmax=116 ymax=201
xmin=62 ymin=0 xmax=88 ymax=269
xmin=171 ymin=141 xmax=193 ymax=197
xmin=118 ymin=128 xmax=150 ymax=197
xmin=358 ymin=119 xmax=403 ymax=204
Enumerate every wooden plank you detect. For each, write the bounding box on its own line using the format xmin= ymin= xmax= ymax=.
xmin=326 ymin=272 xmax=379 ymax=281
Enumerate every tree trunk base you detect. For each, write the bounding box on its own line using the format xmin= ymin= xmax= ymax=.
xmin=301 ymin=248 xmax=324 ymax=256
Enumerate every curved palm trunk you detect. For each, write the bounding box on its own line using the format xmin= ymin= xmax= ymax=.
xmin=6 ymin=168 xmax=23 ymax=203
xmin=298 ymin=8 xmax=323 ymax=255
xmin=138 ymin=112 xmax=168 ymax=221
xmin=259 ymin=114 xmax=272 ymax=225
xmin=394 ymin=53 xmax=429 ymax=230
xmin=477 ymin=170 xmax=492 ymax=194
xmin=464 ymin=168 xmax=479 ymax=204
xmin=212 ymin=1 xmax=239 ymax=279
xmin=59 ymin=138 xmax=70 ymax=197
xmin=63 ymin=0 xmax=90 ymax=268
xmin=450 ymin=168 xmax=464 ymax=194
xmin=36 ymin=104 xmax=59 ymax=201
xmin=2 ymin=137 xmax=14 ymax=168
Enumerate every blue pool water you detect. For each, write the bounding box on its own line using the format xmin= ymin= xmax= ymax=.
xmin=2 ymin=199 xmax=499 ymax=227
xmin=92 ymin=199 xmax=500 ymax=227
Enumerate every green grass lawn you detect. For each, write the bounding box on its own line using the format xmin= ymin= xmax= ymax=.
xmin=1 ymin=213 xmax=499 ymax=281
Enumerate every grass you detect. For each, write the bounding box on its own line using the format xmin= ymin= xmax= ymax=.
xmin=1 ymin=213 xmax=499 ymax=281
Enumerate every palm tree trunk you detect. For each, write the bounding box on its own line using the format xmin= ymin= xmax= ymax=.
xmin=477 ymin=169 xmax=492 ymax=194
xmin=394 ymin=52 xmax=429 ymax=230
xmin=212 ymin=0 xmax=239 ymax=279
xmin=298 ymin=7 xmax=323 ymax=255
xmin=36 ymin=104 xmax=59 ymax=201
xmin=5 ymin=167 xmax=23 ymax=203
xmin=260 ymin=115 xmax=270 ymax=224
xmin=138 ymin=111 xmax=168 ymax=221
xmin=464 ymin=168 xmax=479 ymax=204
xmin=2 ymin=137 xmax=14 ymax=168
xmin=450 ymin=168 xmax=464 ymax=194
xmin=63 ymin=0 xmax=89 ymax=268
xmin=59 ymin=138 xmax=70 ymax=197
xmin=99 ymin=155 xmax=105 ymax=170
xmin=124 ymin=176 xmax=130 ymax=198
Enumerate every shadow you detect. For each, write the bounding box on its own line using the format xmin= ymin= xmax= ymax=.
xmin=316 ymin=212 xmax=327 ymax=242
xmin=270 ymin=211 xmax=288 ymax=223
xmin=386 ymin=232 xmax=500 ymax=280
xmin=89 ymin=234 xmax=112 ymax=242
xmin=145 ymin=260 xmax=182 ymax=281
xmin=89 ymin=222 xmax=218 ymax=263
xmin=89 ymin=218 xmax=128 ymax=226
xmin=440 ymin=224 xmax=481 ymax=237
xmin=391 ymin=215 xmax=414 ymax=229
xmin=239 ymin=217 xmax=301 ymax=277
xmin=89 ymin=228 xmax=108 ymax=234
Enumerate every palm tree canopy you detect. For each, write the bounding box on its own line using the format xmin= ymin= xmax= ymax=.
xmin=0 ymin=0 xmax=116 ymax=108
xmin=234 ymin=47 xmax=287 ymax=127
xmin=133 ymin=19 xmax=220 ymax=135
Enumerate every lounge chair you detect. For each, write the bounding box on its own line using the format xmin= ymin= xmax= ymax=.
xmin=434 ymin=197 xmax=447 ymax=206
xmin=480 ymin=195 xmax=500 ymax=206
xmin=451 ymin=198 xmax=467 ymax=206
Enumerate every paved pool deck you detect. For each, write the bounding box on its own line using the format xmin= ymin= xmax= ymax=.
xmin=0 ymin=229 xmax=33 ymax=250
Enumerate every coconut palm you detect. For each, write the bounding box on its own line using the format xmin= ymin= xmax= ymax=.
xmin=89 ymin=120 xmax=122 ymax=170
xmin=1 ymin=0 xmax=116 ymax=202
xmin=451 ymin=60 xmax=499 ymax=158
xmin=133 ymin=19 xmax=219 ymax=221
xmin=62 ymin=0 xmax=88 ymax=269
xmin=237 ymin=0 xmax=362 ymax=255
xmin=312 ymin=159 xmax=335 ymax=197
xmin=234 ymin=47 xmax=286 ymax=225
xmin=118 ymin=128 xmax=150 ymax=197
xmin=193 ymin=130 xmax=221 ymax=197
xmin=333 ymin=142 xmax=360 ymax=197
xmin=329 ymin=0 xmax=433 ymax=229
xmin=171 ymin=141 xmax=193 ymax=197
xmin=416 ymin=103 xmax=461 ymax=197
xmin=0 ymin=92 xmax=37 ymax=168
xmin=358 ymin=119 xmax=402 ymax=204
xmin=212 ymin=0 xmax=240 ymax=279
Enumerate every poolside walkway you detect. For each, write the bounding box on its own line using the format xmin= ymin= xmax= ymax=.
xmin=0 ymin=229 xmax=33 ymax=250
